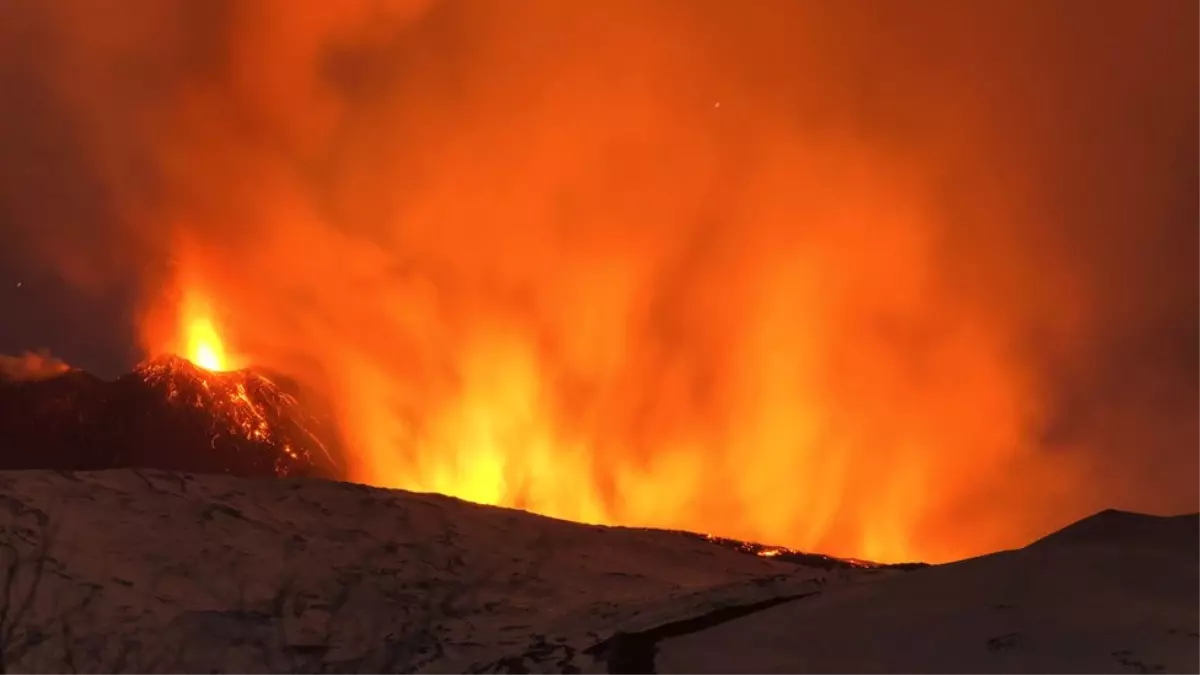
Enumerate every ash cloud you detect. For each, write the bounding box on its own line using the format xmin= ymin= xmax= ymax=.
xmin=0 ymin=0 xmax=1195 ymax=561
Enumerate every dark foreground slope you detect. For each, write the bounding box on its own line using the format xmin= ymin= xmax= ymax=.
xmin=655 ymin=510 xmax=1199 ymax=674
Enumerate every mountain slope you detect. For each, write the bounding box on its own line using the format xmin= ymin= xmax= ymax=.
xmin=0 ymin=469 xmax=1191 ymax=673
xmin=0 ymin=469 xmax=833 ymax=673
xmin=655 ymin=511 xmax=1199 ymax=674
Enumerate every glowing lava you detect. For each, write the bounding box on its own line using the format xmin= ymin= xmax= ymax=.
xmin=134 ymin=353 xmax=338 ymax=477
xmin=177 ymin=292 xmax=233 ymax=372
xmin=184 ymin=316 xmax=227 ymax=372
xmin=135 ymin=280 xmax=340 ymax=479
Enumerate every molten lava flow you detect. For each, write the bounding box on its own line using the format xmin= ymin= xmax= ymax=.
xmin=135 ymin=354 xmax=336 ymax=477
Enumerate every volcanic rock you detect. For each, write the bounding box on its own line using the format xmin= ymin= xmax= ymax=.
xmin=0 ymin=356 xmax=341 ymax=479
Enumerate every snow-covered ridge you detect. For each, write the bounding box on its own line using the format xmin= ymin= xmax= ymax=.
xmin=0 ymin=469 xmax=1193 ymax=673
xmin=655 ymin=511 xmax=1199 ymax=674
xmin=0 ymin=469 xmax=830 ymax=672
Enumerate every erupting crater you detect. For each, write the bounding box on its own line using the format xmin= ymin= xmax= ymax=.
xmin=134 ymin=353 xmax=341 ymax=476
xmin=0 ymin=354 xmax=342 ymax=479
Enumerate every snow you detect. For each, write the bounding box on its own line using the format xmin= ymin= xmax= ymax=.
xmin=655 ymin=511 xmax=1199 ymax=674
xmin=0 ymin=470 xmax=826 ymax=672
xmin=0 ymin=469 xmax=1192 ymax=673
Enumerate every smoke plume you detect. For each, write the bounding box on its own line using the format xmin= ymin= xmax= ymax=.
xmin=0 ymin=0 xmax=1195 ymax=561
xmin=0 ymin=350 xmax=72 ymax=382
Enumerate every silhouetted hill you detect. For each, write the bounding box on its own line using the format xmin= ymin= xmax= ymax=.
xmin=1028 ymin=509 xmax=1199 ymax=553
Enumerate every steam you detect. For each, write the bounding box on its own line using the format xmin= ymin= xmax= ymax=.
xmin=0 ymin=350 xmax=72 ymax=382
xmin=1 ymin=0 xmax=1195 ymax=561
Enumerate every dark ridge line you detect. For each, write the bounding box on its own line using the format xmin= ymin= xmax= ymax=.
xmin=679 ymin=531 xmax=930 ymax=571
xmin=586 ymin=591 xmax=820 ymax=674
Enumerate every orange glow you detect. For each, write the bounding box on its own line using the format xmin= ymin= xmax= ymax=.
xmin=183 ymin=314 xmax=228 ymax=372
xmin=140 ymin=270 xmax=244 ymax=374
xmin=29 ymin=1 xmax=1188 ymax=565
xmin=134 ymin=353 xmax=328 ymax=476
xmin=172 ymin=289 xmax=239 ymax=372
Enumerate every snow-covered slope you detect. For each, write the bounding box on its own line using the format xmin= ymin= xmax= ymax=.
xmin=0 ymin=470 xmax=1192 ymax=673
xmin=0 ymin=470 xmax=833 ymax=673
xmin=655 ymin=510 xmax=1199 ymax=674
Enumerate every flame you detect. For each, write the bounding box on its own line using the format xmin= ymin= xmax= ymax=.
xmin=31 ymin=2 xmax=1189 ymax=565
xmin=184 ymin=315 xmax=228 ymax=372
xmin=177 ymin=290 xmax=235 ymax=372
xmin=126 ymin=4 xmax=1041 ymax=565
xmin=141 ymin=277 xmax=244 ymax=374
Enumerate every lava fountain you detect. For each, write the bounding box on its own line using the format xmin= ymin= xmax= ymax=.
xmin=184 ymin=315 xmax=228 ymax=372
xmin=134 ymin=274 xmax=340 ymax=478
xmin=173 ymin=288 xmax=240 ymax=373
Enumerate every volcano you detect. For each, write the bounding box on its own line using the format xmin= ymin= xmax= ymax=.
xmin=0 ymin=355 xmax=342 ymax=479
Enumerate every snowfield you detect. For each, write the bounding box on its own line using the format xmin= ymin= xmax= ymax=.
xmin=656 ymin=510 xmax=1199 ymax=674
xmin=0 ymin=470 xmax=828 ymax=673
xmin=0 ymin=470 xmax=1193 ymax=673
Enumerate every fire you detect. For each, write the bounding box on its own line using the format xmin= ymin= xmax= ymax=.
xmin=141 ymin=279 xmax=244 ymax=375
xmin=135 ymin=275 xmax=339 ymax=478
xmin=125 ymin=7 xmax=1043 ymax=564
xmin=175 ymin=288 xmax=239 ymax=372
xmin=184 ymin=316 xmax=228 ymax=372
xmin=36 ymin=2 xmax=1189 ymax=566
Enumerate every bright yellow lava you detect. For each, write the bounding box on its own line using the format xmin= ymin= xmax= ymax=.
xmin=184 ymin=315 xmax=229 ymax=372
